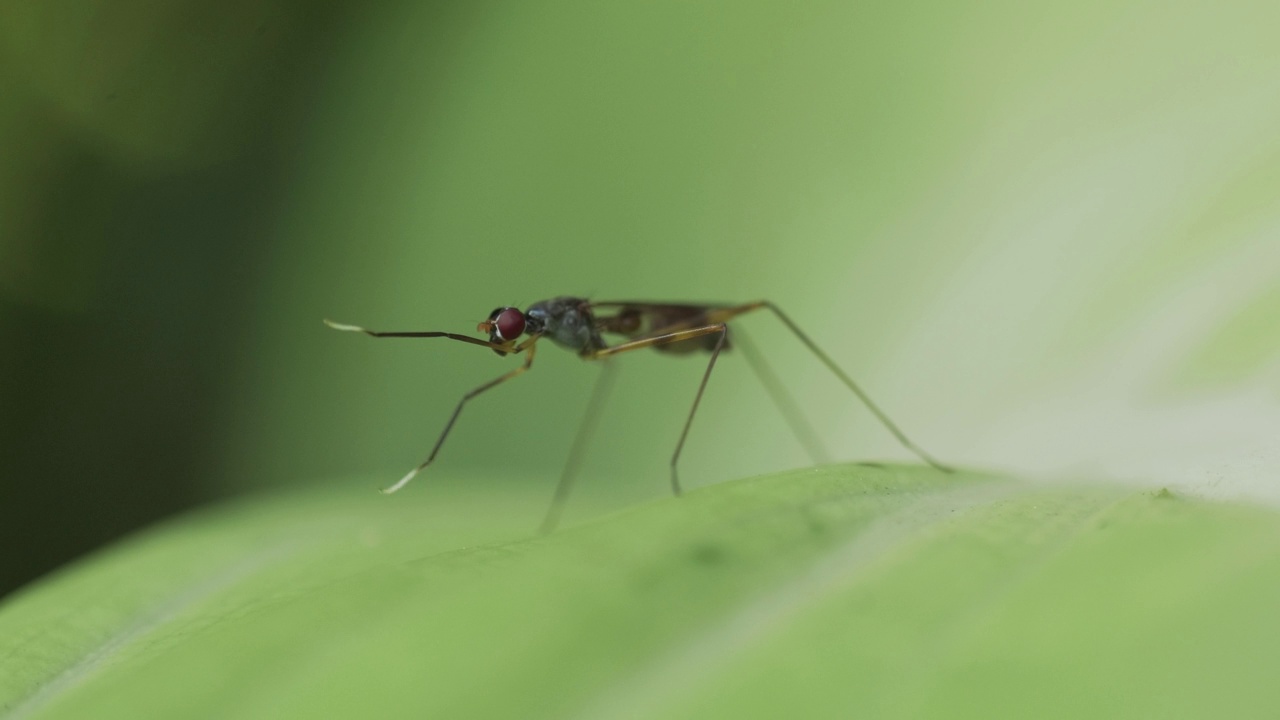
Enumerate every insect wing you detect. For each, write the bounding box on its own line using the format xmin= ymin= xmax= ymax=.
xmin=589 ymin=301 xmax=730 ymax=353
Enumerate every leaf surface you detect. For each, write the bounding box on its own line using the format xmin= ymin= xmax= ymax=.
xmin=2 ymin=465 xmax=1279 ymax=719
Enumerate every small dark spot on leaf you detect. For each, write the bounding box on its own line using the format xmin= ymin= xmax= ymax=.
xmin=801 ymin=510 xmax=830 ymax=538
xmin=1154 ymin=488 xmax=1176 ymax=500
xmin=690 ymin=543 xmax=730 ymax=566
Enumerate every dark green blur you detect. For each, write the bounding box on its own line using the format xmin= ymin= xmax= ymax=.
xmin=0 ymin=1 xmax=356 ymax=596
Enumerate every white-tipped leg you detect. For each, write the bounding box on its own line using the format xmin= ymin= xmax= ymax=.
xmin=381 ymin=466 xmax=421 ymax=494
xmin=324 ymin=318 xmax=368 ymax=333
xmin=371 ymin=340 xmax=539 ymax=497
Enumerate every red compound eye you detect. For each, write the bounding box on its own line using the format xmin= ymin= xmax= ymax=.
xmin=493 ymin=307 xmax=525 ymax=341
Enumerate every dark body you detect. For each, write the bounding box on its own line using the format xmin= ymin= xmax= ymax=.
xmin=525 ymin=296 xmax=727 ymax=356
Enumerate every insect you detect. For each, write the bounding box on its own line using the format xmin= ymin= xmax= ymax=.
xmin=325 ymin=298 xmax=950 ymax=532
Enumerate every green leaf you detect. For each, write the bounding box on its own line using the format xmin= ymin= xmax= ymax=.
xmin=3 ymin=465 xmax=1280 ymax=719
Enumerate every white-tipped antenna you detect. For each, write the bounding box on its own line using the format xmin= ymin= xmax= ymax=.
xmin=324 ymin=318 xmax=368 ymax=333
xmin=381 ymin=465 xmax=421 ymax=494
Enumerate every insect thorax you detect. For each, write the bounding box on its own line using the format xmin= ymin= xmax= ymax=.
xmin=525 ymin=297 xmax=604 ymax=354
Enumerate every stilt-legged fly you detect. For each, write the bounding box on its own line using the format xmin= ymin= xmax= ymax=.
xmin=325 ymin=297 xmax=950 ymax=532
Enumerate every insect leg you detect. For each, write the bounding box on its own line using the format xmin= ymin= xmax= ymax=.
xmin=382 ymin=340 xmax=539 ymax=494
xmin=590 ymin=323 xmax=730 ymax=496
xmin=732 ymin=325 xmax=831 ymax=465
xmin=642 ymin=300 xmax=951 ymax=472
xmin=539 ymin=360 xmax=618 ymax=534
xmin=671 ymin=325 xmax=729 ymax=495
xmin=755 ymin=301 xmax=953 ymax=473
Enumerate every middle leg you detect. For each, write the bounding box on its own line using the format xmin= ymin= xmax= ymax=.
xmin=589 ymin=323 xmax=729 ymax=496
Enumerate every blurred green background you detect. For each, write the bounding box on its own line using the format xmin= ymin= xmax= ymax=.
xmin=1 ymin=0 xmax=1277 ymax=598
